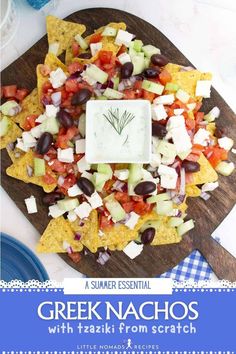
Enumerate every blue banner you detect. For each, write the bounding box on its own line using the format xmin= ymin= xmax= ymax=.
xmin=0 ymin=288 xmax=235 ymax=352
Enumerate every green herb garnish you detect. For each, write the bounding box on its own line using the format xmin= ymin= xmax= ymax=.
xmin=103 ymin=108 xmax=135 ymax=135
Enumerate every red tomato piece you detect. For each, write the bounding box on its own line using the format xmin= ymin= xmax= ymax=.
xmin=42 ymin=81 xmax=53 ymax=94
xmin=185 ymin=118 xmax=195 ymax=131
xmin=207 ymin=146 xmax=228 ymax=168
xmin=195 ymin=112 xmax=204 ymax=125
xmin=50 ymin=159 xmax=66 ymax=173
xmin=3 ymin=85 xmax=17 ymax=98
xmin=185 ymin=153 xmax=200 ymax=162
xmin=65 ymin=79 xmax=78 ymax=93
xmin=99 ymin=214 xmax=113 ymax=230
xmin=62 ymin=173 xmax=77 ymax=190
xmin=133 ymin=201 xmax=153 ymax=216
xmin=72 ymin=41 xmax=79 ymax=57
xmin=132 ymin=196 xmax=144 ymax=202
xmin=159 ymin=69 xmax=172 ymax=85
xmin=89 ymin=33 xmax=102 ymax=44
xmin=103 ymin=180 xmax=115 ymax=193
xmin=22 ymin=114 xmax=38 ymax=131
xmin=142 ymin=90 xmax=155 ymax=102
xmin=43 ymin=173 xmax=57 ymax=185
xmin=15 ymin=88 xmax=29 ymax=101
xmin=114 ymin=192 xmax=130 ymax=203
xmin=123 ymin=89 xmax=136 ymax=100
xmin=99 ymin=50 xmax=113 ymax=64
xmin=117 ymin=44 xmax=127 ymax=56
xmin=67 ymin=62 xmax=83 ymax=75
xmin=122 ymin=201 xmax=135 ymax=213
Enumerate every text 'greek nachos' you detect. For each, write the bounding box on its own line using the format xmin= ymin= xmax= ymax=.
xmin=1 ymin=15 xmax=235 ymax=264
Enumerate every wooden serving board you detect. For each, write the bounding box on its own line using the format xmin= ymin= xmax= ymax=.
xmin=1 ymin=8 xmax=236 ymax=280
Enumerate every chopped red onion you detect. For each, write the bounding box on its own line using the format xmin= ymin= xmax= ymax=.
xmin=67 ymin=246 xmax=73 ymax=254
xmin=118 ymin=81 xmax=125 ymax=91
xmin=26 ymin=165 xmax=33 ymax=177
xmin=74 ymin=233 xmax=82 ymax=241
xmin=179 ymin=168 xmax=186 ymax=195
xmin=167 ymin=190 xmax=177 ymax=199
xmin=97 ymin=251 xmax=111 ymax=265
xmin=200 ymin=192 xmax=211 ymax=201
xmin=79 ymin=221 xmax=85 ymax=227
xmin=43 ymin=155 xmax=50 ymax=161
xmin=112 ymin=180 xmax=126 ymax=192
xmin=94 ymin=89 xmax=102 ymax=97
xmin=172 ymin=194 xmax=186 ymax=205
xmin=57 ymin=175 xmax=65 ymax=186
xmin=51 ymin=91 xmax=61 ymax=107
xmin=7 ymin=142 xmax=15 ymax=151
xmin=180 ymin=66 xmax=194 ymax=72
xmin=41 ymin=96 xmax=51 ymax=106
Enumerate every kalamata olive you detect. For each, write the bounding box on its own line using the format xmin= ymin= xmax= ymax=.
xmin=215 ymin=125 xmax=226 ymax=138
xmin=71 ymin=88 xmax=92 ymax=106
xmin=36 ymin=132 xmax=53 ymax=155
xmin=78 ymin=52 xmax=92 ymax=59
xmin=141 ymin=227 xmax=156 ymax=244
xmin=151 ymin=54 xmax=169 ymax=67
xmin=56 ymin=108 xmax=74 ymax=128
xmin=120 ymin=62 xmax=134 ymax=79
xmin=43 ymin=192 xmax=63 ymax=206
xmin=182 ymin=160 xmax=200 ymax=173
xmin=134 ymin=181 xmax=156 ymax=195
xmin=143 ymin=67 xmax=161 ymax=78
xmin=152 ymin=122 xmax=167 ymax=138
xmin=77 ymin=177 xmax=95 ymax=196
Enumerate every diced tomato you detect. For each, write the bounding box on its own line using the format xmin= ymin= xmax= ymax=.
xmin=15 ymin=88 xmax=29 ymax=101
xmin=122 ymin=201 xmax=135 ymax=213
xmin=43 ymin=173 xmax=57 ymax=185
xmin=65 ymin=79 xmax=78 ymax=93
xmin=114 ymin=192 xmax=130 ymax=203
xmin=56 ymin=126 xmax=78 ymax=148
xmin=123 ymin=89 xmax=136 ymax=100
xmin=195 ymin=112 xmax=204 ymax=125
xmin=93 ymin=58 xmax=102 ymax=70
xmin=45 ymin=147 xmax=57 ymax=160
xmin=62 ymin=173 xmax=77 ymax=190
xmin=192 ymin=144 xmax=204 ymax=152
xmin=3 ymin=85 xmax=17 ymax=98
xmin=50 ymin=159 xmax=65 ymax=173
xmin=68 ymin=252 xmax=81 ymax=263
xmin=132 ymin=196 xmax=144 ymax=202
xmin=142 ymin=90 xmax=155 ymax=102
xmin=158 ymin=69 xmax=172 ymax=85
xmin=133 ymin=80 xmax=143 ymax=98
xmin=89 ymin=33 xmax=102 ymax=44
xmin=22 ymin=114 xmax=38 ymax=131
xmin=104 ymin=179 xmax=115 ymax=193
xmin=185 ymin=118 xmax=195 ymax=131
xmin=99 ymin=214 xmax=113 ymax=230
xmin=42 ymin=81 xmax=53 ymax=94
xmin=72 ymin=41 xmax=79 ymax=57
xmin=99 ymin=50 xmax=113 ymax=64
xmin=193 ymin=102 xmax=202 ymax=113
xmin=133 ymin=201 xmax=153 ymax=216
xmin=205 ymin=146 xmax=228 ymax=168
xmin=67 ymin=61 xmax=83 ymax=75
xmin=117 ymin=44 xmax=127 ymax=56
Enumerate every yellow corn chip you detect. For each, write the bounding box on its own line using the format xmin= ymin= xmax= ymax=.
xmin=6 ymin=150 xmax=57 ymax=193
xmin=188 ymin=153 xmax=218 ymax=185
xmin=206 ymin=122 xmax=216 ymax=136
xmin=151 ymin=216 xmax=181 ymax=246
xmin=0 ymin=116 xmax=22 ymax=150
xmin=165 ymin=63 xmax=181 ymax=75
xmin=66 ymin=22 xmax=126 ymax=65
xmin=12 ymin=88 xmax=43 ymax=128
xmin=186 ymin=185 xmax=201 ymax=197
xmin=6 ymin=146 xmax=25 ymax=163
xmin=37 ymin=216 xmax=83 ymax=253
xmin=46 ymin=15 xmax=86 ymax=56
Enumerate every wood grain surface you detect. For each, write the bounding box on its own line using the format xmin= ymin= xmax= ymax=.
xmin=1 ymin=8 xmax=236 ymax=280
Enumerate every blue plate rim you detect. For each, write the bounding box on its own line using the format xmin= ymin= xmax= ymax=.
xmin=1 ymin=232 xmax=49 ymax=282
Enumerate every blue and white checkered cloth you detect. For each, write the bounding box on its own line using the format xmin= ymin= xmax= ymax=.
xmin=160 ymin=250 xmax=213 ymax=281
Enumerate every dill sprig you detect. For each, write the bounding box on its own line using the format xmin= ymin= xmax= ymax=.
xmin=103 ymin=108 xmax=135 ymax=135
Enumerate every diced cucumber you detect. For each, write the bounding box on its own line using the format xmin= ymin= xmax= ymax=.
xmin=146 ymin=193 xmax=170 ymax=204
xmin=178 ymin=150 xmax=191 ymax=160
xmin=157 ymin=140 xmax=176 ymax=158
xmin=102 ymin=27 xmax=117 ymax=37
xmin=57 ymin=198 xmax=79 ymax=211
xmin=142 ymin=44 xmax=161 ymax=58
xmin=132 ymin=39 xmax=143 ymax=52
xmin=0 ymin=116 xmax=10 ymax=137
xmin=144 ymin=57 xmax=151 ymax=69
xmin=155 ymin=200 xmax=173 ymax=216
xmin=112 ymin=77 xmax=120 ymax=90
xmin=215 ymin=161 xmax=235 ymax=176
xmin=105 ymin=199 xmax=126 ymax=222
xmin=93 ymin=172 xmax=108 ymax=191
xmin=103 ymin=88 xmax=124 ymax=99
xmin=97 ymin=163 xmax=113 ymax=179
xmin=142 ymin=80 xmax=164 ymax=95
xmin=78 ymin=113 xmax=86 ymax=137
xmin=129 ymin=46 xmax=138 ymax=59
xmin=0 ymin=100 xmax=20 ymax=116
xmin=97 ymin=95 xmax=108 ymax=100
xmin=168 ymin=217 xmax=184 ymax=228
xmin=34 ymin=158 xmax=45 ymax=177
xmin=165 ymin=82 xmax=179 ymax=92
xmin=74 ymin=34 xmax=88 ymax=50
xmin=204 ymin=106 xmax=220 ymax=122
xmin=139 ymin=220 xmax=161 ymax=233
xmin=177 ymin=219 xmax=194 ymax=237
xmin=41 ymin=116 xmax=59 ymax=135
xmin=128 ymin=164 xmax=143 ymax=184
xmin=86 ymin=64 xmax=108 ymax=84
xmin=131 ymin=55 xmax=145 ymax=75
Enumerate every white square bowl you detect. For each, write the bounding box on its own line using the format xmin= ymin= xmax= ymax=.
xmin=85 ymin=100 xmax=152 ymax=163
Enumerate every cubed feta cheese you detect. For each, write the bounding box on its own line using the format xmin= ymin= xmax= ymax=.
xmin=202 ymin=181 xmax=219 ymax=193
xmin=16 ymin=138 xmax=29 ymax=152
xmin=49 ymin=68 xmax=67 ymax=89
xmin=175 ymin=89 xmax=190 ymax=103
xmin=114 ymin=169 xmax=129 ymax=180
xmin=57 ymin=148 xmax=74 ymax=163
xmin=24 ymin=196 xmax=37 ymax=214
xmin=86 ymin=191 xmax=103 ymax=209
xmin=81 ymin=171 xmax=93 ymax=180
xmin=77 ymin=156 xmax=91 ymax=173
xmin=45 ymin=105 xmax=59 ymax=118
xmin=118 ymin=52 xmax=131 ymax=65
xmin=167 ymin=115 xmax=192 ymax=153
xmin=90 ymin=42 xmax=102 ymax=57
xmin=218 ymin=137 xmax=234 ymax=151
xmin=35 ymin=114 xmax=47 ymax=123
xmin=125 ymin=212 xmax=140 ymax=229
xmin=67 ymin=210 xmax=77 ymax=222
xmin=22 ymin=131 xmax=37 ymax=148
xmin=67 ymin=184 xmax=83 ymax=197
xmin=74 ymin=202 xmax=92 ymax=219
xmin=193 ymin=128 xmax=210 ymax=146
xmin=174 ymin=108 xmax=184 ymax=115
xmin=158 ymin=164 xmax=178 ymax=189
xmin=195 ymin=80 xmax=212 ymax=98
xmin=81 ymin=71 xmax=97 ymax=86
xmin=153 ymin=94 xmax=175 ymax=105
xmin=30 ymin=124 xmax=43 ymax=138
xmin=75 ymin=139 xmax=86 ymax=154
xmin=150 ymin=153 xmax=161 ymax=168
xmin=152 ymin=104 xmax=168 ymax=121
xmin=48 ymin=204 xmax=65 ymax=218
xmin=115 ymin=29 xmax=134 ymax=46
xmin=123 ymin=241 xmax=143 ymax=259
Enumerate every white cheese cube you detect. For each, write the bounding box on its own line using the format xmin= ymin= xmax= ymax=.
xmin=153 ymin=94 xmax=175 ymax=105
xmin=86 ymin=191 xmax=103 ymax=209
xmin=175 ymin=89 xmax=190 ymax=103
xmin=152 ymin=104 xmax=168 ymax=121
xmin=174 ymin=108 xmax=184 ymax=115
xmin=57 ymin=148 xmax=74 ymax=163
xmin=218 ymin=137 xmax=234 ymax=151
xmin=114 ymin=169 xmax=129 ymax=181
xmin=24 ymin=196 xmax=37 ymax=214
xmin=30 ymin=125 xmax=43 ymax=139
xmin=67 ymin=210 xmax=77 ymax=222
xmin=193 ymin=128 xmax=210 ymax=146
xmin=74 ymin=202 xmax=92 ymax=219
xmin=123 ymin=241 xmax=143 ymax=259
xmin=158 ymin=164 xmax=178 ymax=189
xmin=67 ymin=184 xmax=83 ymax=197
xmin=22 ymin=132 xmax=37 ymax=148
xmin=118 ymin=52 xmax=131 ymax=65
xmin=77 ymin=156 xmax=91 ymax=173
xmin=90 ymin=42 xmax=102 ymax=57
xmin=167 ymin=115 xmax=192 ymax=153
xmin=202 ymin=181 xmax=219 ymax=193
xmin=81 ymin=171 xmax=93 ymax=180
xmin=125 ymin=212 xmax=140 ymax=230
xmin=75 ymin=139 xmax=86 ymax=154
xmin=35 ymin=114 xmax=47 ymax=123
xmin=49 ymin=68 xmax=67 ymax=89
xmin=48 ymin=204 xmax=65 ymax=218
xmin=150 ymin=153 xmax=161 ymax=168
xmin=45 ymin=105 xmax=59 ymax=118
xmin=195 ymin=80 xmax=212 ymax=98
xmin=115 ymin=29 xmax=134 ymax=47
xmin=16 ymin=138 xmax=29 ymax=152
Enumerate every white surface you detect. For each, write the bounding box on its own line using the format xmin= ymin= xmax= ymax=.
xmin=1 ymin=0 xmax=236 ymax=281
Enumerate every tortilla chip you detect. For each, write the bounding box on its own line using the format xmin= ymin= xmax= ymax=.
xmin=206 ymin=122 xmax=216 ymax=136
xmin=12 ymin=88 xmax=43 ymax=128
xmin=6 ymin=150 xmax=57 ymax=193
xmin=151 ymin=216 xmax=181 ymax=246
xmin=37 ymin=216 xmax=83 ymax=253
xmin=6 ymin=145 xmax=25 ymax=163
xmin=186 ymin=185 xmax=201 ymax=197
xmin=66 ymin=22 xmax=126 ymax=65
xmin=165 ymin=63 xmax=181 ymax=75
xmin=188 ymin=153 xmax=218 ymax=185
xmin=0 ymin=117 xmax=22 ymax=149
xmin=46 ymin=15 xmax=86 ymax=56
